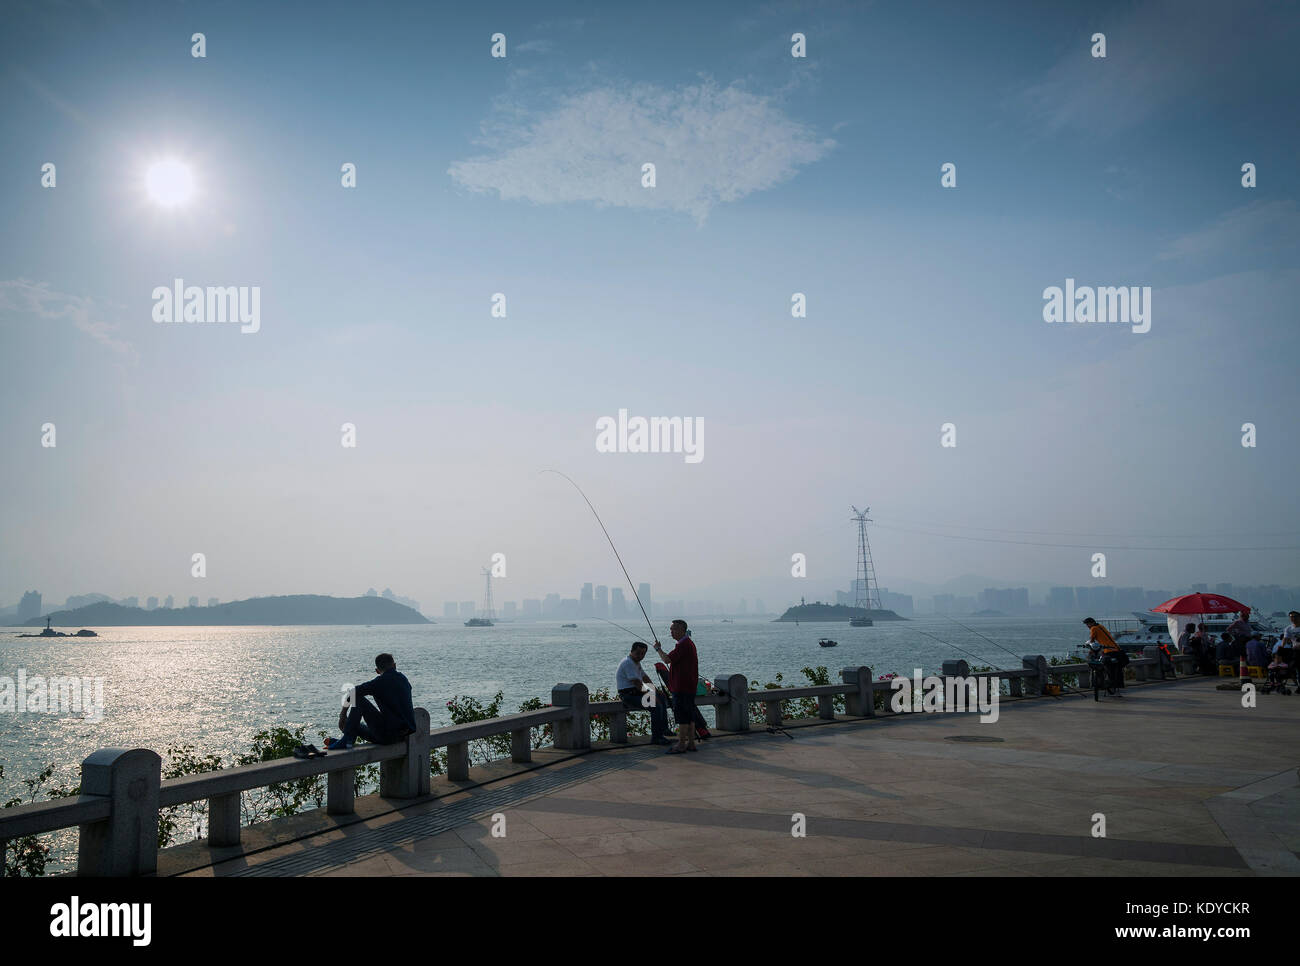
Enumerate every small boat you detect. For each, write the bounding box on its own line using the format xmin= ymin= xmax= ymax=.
xmin=850 ymin=617 xmax=873 ymax=627
xmin=818 ymin=638 xmax=838 ymax=648
xmin=561 ymin=622 xmax=577 ymax=628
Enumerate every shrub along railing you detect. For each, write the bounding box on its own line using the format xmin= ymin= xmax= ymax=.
xmin=0 ymin=652 xmax=1195 ymax=876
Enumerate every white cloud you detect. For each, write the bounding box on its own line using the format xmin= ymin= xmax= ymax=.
xmin=0 ymin=278 xmax=136 ymax=360
xmin=449 ymin=80 xmax=834 ymax=223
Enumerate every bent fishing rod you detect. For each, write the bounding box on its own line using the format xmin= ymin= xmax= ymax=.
xmin=942 ymin=615 xmax=1079 ymax=698
xmin=540 ymin=470 xmax=658 ymax=647
xmin=912 ymin=628 xmax=1005 ymax=671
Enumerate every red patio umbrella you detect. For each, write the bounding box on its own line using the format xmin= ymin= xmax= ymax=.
xmin=1152 ymin=593 xmax=1247 ymax=615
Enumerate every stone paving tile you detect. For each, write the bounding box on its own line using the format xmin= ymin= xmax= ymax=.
xmin=550 ymin=831 xmax=664 ymax=857
xmin=466 ymin=838 xmax=580 ymax=868
xmin=497 ymin=856 xmax=604 ymax=876
xmin=192 ymin=676 xmax=1300 ymax=878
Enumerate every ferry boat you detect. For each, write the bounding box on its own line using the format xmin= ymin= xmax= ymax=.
xmin=818 ymin=638 xmax=838 ymax=648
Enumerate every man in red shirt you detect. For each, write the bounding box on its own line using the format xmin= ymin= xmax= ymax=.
xmin=654 ymin=619 xmax=698 ymax=754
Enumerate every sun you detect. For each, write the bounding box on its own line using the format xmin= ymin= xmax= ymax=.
xmin=145 ymin=159 xmax=196 ymax=208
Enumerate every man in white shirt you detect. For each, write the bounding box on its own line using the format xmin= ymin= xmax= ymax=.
xmin=616 ymin=642 xmax=672 ymax=745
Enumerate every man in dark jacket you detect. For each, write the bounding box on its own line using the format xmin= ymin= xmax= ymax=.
xmin=325 ymin=653 xmax=417 ymax=750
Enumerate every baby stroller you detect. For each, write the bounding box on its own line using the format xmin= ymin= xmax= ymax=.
xmin=653 ymin=662 xmax=712 ymax=739
xmin=1264 ymin=644 xmax=1293 ymax=695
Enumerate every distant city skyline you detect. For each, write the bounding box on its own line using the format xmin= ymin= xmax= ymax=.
xmin=8 ymin=576 xmax=1297 ymax=624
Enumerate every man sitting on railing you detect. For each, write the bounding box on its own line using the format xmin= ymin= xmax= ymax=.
xmin=617 ymin=642 xmax=673 ymax=745
xmin=324 ymin=653 xmax=417 ymax=751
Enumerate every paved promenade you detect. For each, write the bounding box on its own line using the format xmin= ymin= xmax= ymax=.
xmin=175 ymin=676 xmax=1300 ymax=876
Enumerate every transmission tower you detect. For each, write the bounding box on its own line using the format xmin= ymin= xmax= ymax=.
xmin=850 ymin=506 xmax=882 ymax=614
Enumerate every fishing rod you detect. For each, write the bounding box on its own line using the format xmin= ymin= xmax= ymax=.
xmin=942 ymin=616 xmax=1081 ymax=699
xmin=540 ymin=470 xmax=659 ymax=648
xmin=941 ymin=615 xmax=1033 ymax=666
xmin=593 ymin=615 xmax=648 ymax=639
xmin=913 ymin=628 xmax=1007 ymax=671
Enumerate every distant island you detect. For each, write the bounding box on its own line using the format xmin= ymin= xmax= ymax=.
xmin=774 ymin=603 xmax=904 ymax=622
xmin=20 ymin=595 xmax=431 ymax=627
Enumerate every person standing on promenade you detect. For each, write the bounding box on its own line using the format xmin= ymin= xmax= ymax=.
xmin=655 ymin=619 xmax=698 ymax=754
xmin=1226 ymin=611 xmax=1254 ymax=657
xmin=616 ymin=641 xmax=673 ymax=745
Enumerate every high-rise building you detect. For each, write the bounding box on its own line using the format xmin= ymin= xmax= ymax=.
xmin=443 ymin=602 xmax=458 ymax=618
xmin=207 ymin=598 xmax=219 ymax=607
xmin=17 ymin=591 xmax=41 ymax=624
xmin=121 ymin=596 xmax=138 ymax=608
xmin=594 ymin=585 xmax=608 ymax=619
xmin=163 ymin=595 xmax=174 ymax=609
xmin=1115 ymin=587 xmax=1145 ymax=611
xmin=1145 ymin=590 xmax=1171 ymax=610
xmin=580 ymin=583 xmax=594 ymax=618
xmin=522 ymin=598 xmax=541 ymax=618
xmin=610 ymin=587 xmax=628 ymax=617
xmin=188 ymin=596 xmax=199 ymax=608
xmin=1191 ymin=583 xmax=1208 ymax=593
xmin=146 ymin=596 xmax=159 ymax=610
xmin=638 ymin=583 xmax=652 ymax=619
xmin=1048 ymin=587 xmax=1075 ymax=614
xmin=880 ymin=589 xmax=914 ymax=617
xmin=542 ymin=594 xmax=560 ymax=617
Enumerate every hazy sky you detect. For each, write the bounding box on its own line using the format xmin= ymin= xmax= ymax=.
xmin=2 ymin=0 xmax=1298 ymax=611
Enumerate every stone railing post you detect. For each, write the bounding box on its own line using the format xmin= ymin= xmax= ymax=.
xmin=713 ymin=673 xmax=749 ymax=731
xmin=552 ymin=684 xmax=590 ymax=750
xmin=842 ymin=666 xmax=874 ymax=717
xmin=77 ymin=748 xmax=161 ymax=877
xmin=382 ymin=707 xmax=431 ymax=796
xmin=327 ymin=767 xmax=356 ymax=815
xmin=610 ymin=708 xmax=628 ymax=744
xmin=1142 ymin=646 xmax=1165 ymax=679
xmin=817 ymin=694 xmax=835 ymax=720
xmin=1022 ymin=655 xmax=1048 ymax=696
xmin=208 ymin=792 xmax=241 ymax=847
xmin=511 ymin=728 xmax=532 ymax=763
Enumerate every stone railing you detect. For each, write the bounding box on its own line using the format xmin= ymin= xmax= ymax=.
xmin=0 ymin=654 xmax=1198 ymax=876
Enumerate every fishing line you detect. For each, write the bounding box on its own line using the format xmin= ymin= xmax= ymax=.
xmin=941 ymin=616 xmax=1031 ymax=666
xmin=943 ymin=616 xmax=1084 ymax=699
xmin=912 ymin=628 xmax=1005 ymax=671
xmin=540 ymin=470 xmax=658 ymax=646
